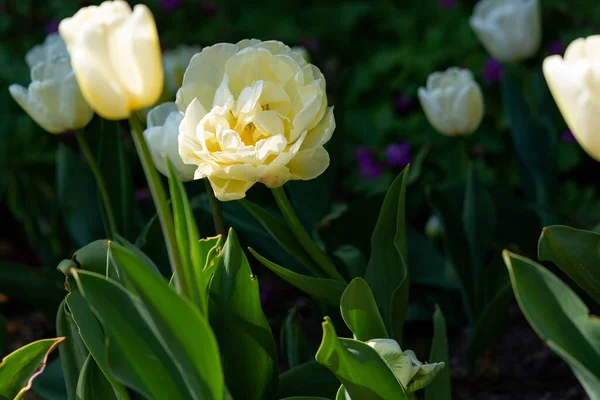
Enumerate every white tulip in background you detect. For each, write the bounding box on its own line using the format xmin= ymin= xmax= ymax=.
xmin=25 ymin=33 xmax=69 ymax=68
xmin=163 ymin=45 xmax=202 ymax=97
xmin=470 ymin=0 xmax=542 ymax=63
xmin=425 ymin=215 xmax=443 ymax=239
xmin=418 ymin=67 xmax=484 ymax=136
xmin=59 ymin=0 xmax=164 ymax=120
xmin=544 ymin=35 xmax=600 ymax=161
xmin=144 ymin=102 xmax=196 ymax=181
xmin=9 ymin=57 xmax=93 ymax=134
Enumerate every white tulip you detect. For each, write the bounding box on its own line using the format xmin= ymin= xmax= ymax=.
xmin=470 ymin=0 xmax=542 ymax=63
xmin=144 ymin=102 xmax=196 ymax=180
xmin=418 ymin=68 xmax=484 ymax=136
xmin=291 ymin=46 xmax=311 ymax=63
xmin=163 ymin=45 xmax=202 ymax=97
xmin=544 ymin=35 xmax=600 ymax=161
xmin=25 ymin=33 xmax=69 ymax=68
xmin=59 ymin=0 xmax=163 ymax=120
xmin=9 ymin=57 xmax=93 ymax=134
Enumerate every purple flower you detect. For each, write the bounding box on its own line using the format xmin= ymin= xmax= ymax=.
xmin=136 ymin=187 xmax=151 ymax=202
xmin=394 ymin=94 xmax=413 ymax=115
xmin=439 ymin=0 xmax=457 ymax=8
xmin=161 ymin=0 xmax=182 ymax=11
xmin=355 ymin=147 xmax=383 ymax=179
xmin=482 ymin=58 xmax=502 ymax=83
xmin=562 ymin=129 xmax=575 ymax=143
xmin=46 ymin=20 xmax=60 ymax=34
xmin=548 ymin=40 xmax=565 ymax=56
xmin=386 ymin=143 xmax=412 ymax=168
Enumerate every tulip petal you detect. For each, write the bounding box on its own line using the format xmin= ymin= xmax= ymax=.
xmin=287 ymin=146 xmax=329 ymax=180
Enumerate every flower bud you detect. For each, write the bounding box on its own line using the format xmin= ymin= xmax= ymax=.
xmin=9 ymin=57 xmax=93 ymax=134
xmin=425 ymin=215 xmax=443 ymax=239
xmin=144 ymin=102 xmax=195 ymax=180
xmin=470 ymin=0 xmax=541 ymax=63
xmin=543 ymin=35 xmax=600 ymax=162
xmin=418 ymin=67 xmax=484 ymax=136
xmin=25 ymin=33 xmax=69 ymax=68
xmin=59 ymin=0 xmax=164 ymax=120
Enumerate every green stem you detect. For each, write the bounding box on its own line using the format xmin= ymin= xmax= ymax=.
xmin=271 ymin=186 xmax=346 ymax=283
xmin=459 ymin=137 xmax=471 ymax=177
xmin=129 ymin=114 xmax=186 ymax=295
xmin=75 ymin=129 xmax=118 ymax=239
xmin=204 ymin=178 xmax=227 ymax=237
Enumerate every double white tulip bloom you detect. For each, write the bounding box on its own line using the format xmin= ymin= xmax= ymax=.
xmin=470 ymin=0 xmax=542 ymax=63
xmin=544 ymin=36 xmax=600 ymax=161
xmin=177 ymin=40 xmax=335 ymax=201
xmin=144 ymin=102 xmax=196 ymax=180
xmin=9 ymin=35 xmax=93 ymax=134
xmin=418 ymin=68 xmax=484 ymax=136
xmin=163 ymin=45 xmax=202 ymax=97
xmin=59 ymin=0 xmax=164 ymax=120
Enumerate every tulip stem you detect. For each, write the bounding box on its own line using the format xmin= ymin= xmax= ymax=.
xmin=129 ymin=114 xmax=187 ymax=296
xmin=271 ymin=187 xmax=346 ymax=283
xmin=75 ymin=129 xmax=118 ymax=240
xmin=204 ymin=178 xmax=227 ymax=237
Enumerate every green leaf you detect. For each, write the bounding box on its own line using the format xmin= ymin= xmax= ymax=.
xmin=56 ymin=300 xmax=88 ymax=400
xmin=71 ymin=270 xmax=189 ymax=399
xmin=424 ymin=306 xmax=451 ymax=400
xmin=71 ymin=240 xmax=110 ymax=275
xmin=315 ymin=317 xmax=407 ymax=400
xmin=0 ymin=337 xmax=64 ymax=400
xmin=538 ymin=225 xmax=600 ymax=305
xmin=65 ymin=288 xmax=129 ymax=400
xmin=467 ymin=283 xmax=513 ymax=370
xmin=281 ymin=308 xmax=312 ymax=368
xmin=249 ymin=248 xmax=346 ymax=307
xmin=280 ymin=397 xmax=331 ymax=400
xmin=240 ymin=199 xmax=322 ymax=277
xmin=503 ymin=251 xmax=600 ymax=399
xmin=364 ymin=168 xmax=409 ymax=342
xmin=109 ymin=242 xmax=224 ymax=400
xmin=76 ymin=355 xmax=119 ymax=400
xmin=278 ymin=361 xmax=339 ymax=400
xmin=56 ymin=143 xmax=104 ymax=247
xmin=98 ymin=121 xmax=134 ymax=240
xmin=209 ymin=229 xmax=278 ymax=400
xmin=340 ymin=278 xmax=388 ymax=341
xmin=31 ymin=359 xmax=67 ymax=400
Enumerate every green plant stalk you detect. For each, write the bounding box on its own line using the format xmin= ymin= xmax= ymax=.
xmin=271 ymin=186 xmax=346 ymax=283
xmin=204 ymin=178 xmax=226 ymax=237
xmin=75 ymin=129 xmax=118 ymax=239
xmin=129 ymin=114 xmax=187 ymax=296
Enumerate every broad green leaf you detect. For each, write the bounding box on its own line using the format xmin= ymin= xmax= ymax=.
xmin=281 ymin=308 xmax=312 ymax=368
xmin=72 ymin=240 xmax=110 ymax=275
xmin=315 ymin=317 xmax=407 ymax=400
xmin=210 ymin=229 xmax=278 ymax=400
xmin=56 ymin=300 xmax=88 ymax=400
xmin=424 ymin=306 xmax=451 ymax=400
xmin=364 ymin=168 xmax=409 ymax=342
xmin=98 ymin=121 xmax=134 ymax=239
xmin=249 ymin=248 xmax=346 ymax=307
xmin=76 ymin=355 xmax=119 ymax=400
xmin=109 ymin=242 xmax=224 ymax=400
xmin=71 ymin=270 xmax=189 ymax=399
xmin=114 ymin=234 xmax=161 ymax=276
xmin=56 ymin=143 xmax=104 ymax=247
xmin=280 ymin=397 xmax=331 ymax=400
xmin=538 ymin=225 xmax=600 ymax=305
xmin=135 ymin=213 xmax=171 ymax=277
xmin=65 ymin=289 xmax=129 ymax=400
xmin=503 ymin=251 xmax=600 ymax=399
xmin=240 ymin=199 xmax=322 ymax=277
xmin=467 ymin=283 xmax=513 ymax=370
xmin=278 ymin=361 xmax=339 ymax=400
xmin=0 ymin=337 xmax=64 ymax=400
xmin=340 ymin=278 xmax=388 ymax=341
xmin=31 ymin=359 xmax=67 ymax=400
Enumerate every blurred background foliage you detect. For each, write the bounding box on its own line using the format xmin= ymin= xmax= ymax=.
xmin=2 ymin=0 xmax=600 ymax=396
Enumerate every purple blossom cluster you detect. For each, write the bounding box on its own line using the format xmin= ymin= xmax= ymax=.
xmin=356 ymin=143 xmax=412 ymax=180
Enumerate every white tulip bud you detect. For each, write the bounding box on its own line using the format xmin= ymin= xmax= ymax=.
xmin=470 ymin=0 xmax=542 ymax=63
xmin=418 ymin=68 xmax=484 ymax=136
xmin=9 ymin=57 xmax=93 ymax=134
xmin=544 ymin=35 xmax=600 ymax=162
xmin=144 ymin=102 xmax=196 ymax=181
xmin=25 ymin=33 xmax=69 ymax=68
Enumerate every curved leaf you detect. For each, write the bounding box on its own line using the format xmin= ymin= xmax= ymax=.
xmin=340 ymin=278 xmax=388 ymax=341
xmin=76 ymin=355 xmax=119 ymax=400
xmin=56 ymin=300 xmax=88 ymax=400
xmin=0 ymin=337 xmax=64 ymax=400
xmin=249 ymin=248 xmax=346 ymax=307
xmin=424 ymin=306 xmax=451 ymax=400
